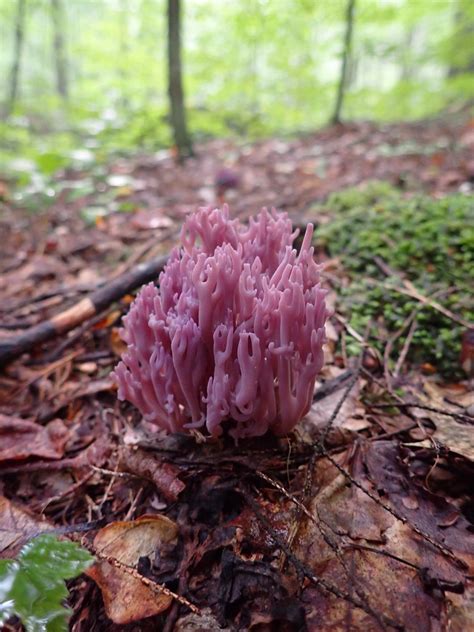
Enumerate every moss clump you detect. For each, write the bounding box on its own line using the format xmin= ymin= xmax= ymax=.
xmin=317 ymin=182 xmax=474 ymax=376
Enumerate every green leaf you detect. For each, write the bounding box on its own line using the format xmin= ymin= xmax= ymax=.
xmin=35 ymin=153 xmax=69 ymax=177
xmin=0 ymin=535 xmax=93 ymax=632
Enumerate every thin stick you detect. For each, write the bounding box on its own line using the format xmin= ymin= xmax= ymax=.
xmin=0 ymin=255 xmax=168 ymax=368
xmin=245 ymin=490 xmax=402 ymax=630
xmin=393 ymin=316 xmax=418 ymax=377
xmin=321 ymin=449 xmax=468 ymax=571
xmin=92 ymin=551 xmax=201 ymax=615
xmin=369 ymin=402 xmax=472 ymax=424
xmin=366 ymin=277 xmax=472 ymax=329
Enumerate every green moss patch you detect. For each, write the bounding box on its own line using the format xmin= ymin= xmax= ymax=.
xmin=316 ymin=182 xmax=474 ymax=377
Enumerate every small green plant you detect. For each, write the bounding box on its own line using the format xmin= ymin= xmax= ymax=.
xmin=316 ymin=183 xmax=474 ymax=376
xmin=0 ymin=534 xmax=93 ymax=632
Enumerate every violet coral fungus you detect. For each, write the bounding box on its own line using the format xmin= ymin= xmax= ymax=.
xmin=113 ymin=206 xmax=328 ymax=439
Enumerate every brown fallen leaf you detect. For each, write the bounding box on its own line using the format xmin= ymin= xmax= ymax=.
xmin=293 ymin=441 xmax=473 ymax=631
xmin=0 ymin=495 xmax=51 ymax=557
xmin=37 ymin=377 xmax=115 ymax=422
xmin=410 ymin=381 xmax=474 ymax=461
xmin=0 ymin=414 xmax=69 ymax=463
xmin=87 ymin=514 xmax=179 ymax=624
xmin=302 ymin=377 xmax=369 ymax=438
xmin=131 ymin=209 xmax=174 ymax=231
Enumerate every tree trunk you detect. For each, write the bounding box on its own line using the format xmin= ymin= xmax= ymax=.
xmin=331 ymin=0 xmax=356 ymax=125
xmin=51 ymin=0 xmax=68 ymax=100
xmin=4 ymin=0 xmax=26 ymax=118
xmin=448 ymin=2 xmax=474 ymax=77
xmin=167 ymin=0 xmax=193 ymax=160
xmin=118 ymin=0 xmax=130 ymax=110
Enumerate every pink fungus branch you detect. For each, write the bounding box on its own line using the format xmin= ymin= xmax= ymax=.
xmin=112 ymin=206 xmax=328 ymax=439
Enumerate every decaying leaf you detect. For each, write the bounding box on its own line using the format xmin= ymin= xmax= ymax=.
xmin=0 ymin=496 xmax=51 ymax=557
xmin=0 ymin=414 xmax=70 ymax=464
xmin=87 ymin=514 xmax=179 ymax=624
xmin=293 ymin=441 xmax=473 ymax=631
xmin=174 ymin=608 xmax=231 ymax=631
xmin=410 ymin=381 xmax=474 ymax=461
xmin=302 ymin=376 xmax=369 ymax=439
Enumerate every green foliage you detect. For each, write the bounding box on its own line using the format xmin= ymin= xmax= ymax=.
xmin=0 ymin=534 xmax=93 ymax=632
xmin=317 ymin=183 xmax=474 ymax=375
xmin=0 ymin=0 xmax=473 ymax=172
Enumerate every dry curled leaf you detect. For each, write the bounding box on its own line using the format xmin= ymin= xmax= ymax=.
xmin=87 ymin=514 xmax=179 ymax=624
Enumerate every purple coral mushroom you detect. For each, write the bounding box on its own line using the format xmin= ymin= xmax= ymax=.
xmin=112 ymin=206 xmax=328 ymax=439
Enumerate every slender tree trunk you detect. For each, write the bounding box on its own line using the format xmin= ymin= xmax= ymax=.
xmin=401 ymin=28 xmax=415 ymax=81
xmin=448 ymin=2 xmax=474 ymax=77
xmin=331 ymin=0 xmax=356 ymax=125
xmin=118 ymin=0 xmax=130 ymax=110
xmin=4 ymin=0 xmax=26 ymax=118
xmin=51 ymin=0 xmax=68 ymax=99
xmin=167 ymin=0 xmax=193 ymax=159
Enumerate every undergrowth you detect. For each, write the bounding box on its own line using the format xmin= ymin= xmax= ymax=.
xmin=316 ymin=182 xmax=474 ymax=377
xmin=0 ymin=534 xmax=93 ymax=632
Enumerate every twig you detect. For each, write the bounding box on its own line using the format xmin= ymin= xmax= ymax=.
xmin=244 ymin=489 xmax=402 ymax=630
xmin=348 ymin=543 xmax=420 ymax=571
xmin=0 ymin=255 xmax=168 ymax=368
xmin=320 ymin=449 xmax=468 ymax=571
xmin=285 ymin=347 xmax=364 ymax=560
xmin=334 ymin=313 xmax=384 ymax=365
xmin=369 ymin=402 xmax=472 ymax=424
xmin=39 ymin=472 xmax=95 ymax=512
xmin=383 ymin=308 xmax=419 ymax=392
xmin=366 ymin=277 xmax=473 ymax=329
xmin=92 ymin=551 xmax=201 ymax=615
xmin=393 ymin=316 xmax=418 ymax=377
xmin=41 ymin=308 xmax=114 ymax=363
xmin=312 ymin=368 xmax=354 ymax=401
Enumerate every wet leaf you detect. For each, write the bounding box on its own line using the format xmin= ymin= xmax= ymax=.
xmin=0 ymin=415 xmax=69 ymax=464
xmin=0 ymin=534 xmax=93 ymax=632
xmin=0 ymin=496 xmax=51 ymax=558
xmin=293 ymin=441 xmax=473 ymax=631
xmin=87 ymin=514 xmax=179 ymax=624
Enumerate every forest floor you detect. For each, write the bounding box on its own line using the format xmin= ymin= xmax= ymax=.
xmin=0 ymin=116 xmax=473 ymax=632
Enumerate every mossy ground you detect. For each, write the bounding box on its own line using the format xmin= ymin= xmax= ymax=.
xmin=315 ymin=182 xmax=474 ymax=377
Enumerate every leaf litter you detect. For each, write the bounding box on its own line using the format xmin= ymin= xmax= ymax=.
xmin=0 ymin=117 xmax=473 ymax=631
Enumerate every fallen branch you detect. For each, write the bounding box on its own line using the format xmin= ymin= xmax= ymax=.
xmin=0 ymin=255 xmax=168 ymax=369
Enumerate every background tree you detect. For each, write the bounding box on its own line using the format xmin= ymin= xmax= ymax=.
xmin=0 ymin=0 xmax=472 ymax=165
xmin=4 ymin=0 xmax=26 ymax=118
xmin=448 ymin=0 xmax=474 ymax=77
xmin=51 ymin=0 xmax=69 ymax=100
xmin=332 ymin=0 xmax=356 ymax=125
xmin=167 ymin=0 xmax=193 ymax=159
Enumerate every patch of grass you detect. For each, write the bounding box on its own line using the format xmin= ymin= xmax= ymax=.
xmin=316 ymin=182 xmax=474 ymax=377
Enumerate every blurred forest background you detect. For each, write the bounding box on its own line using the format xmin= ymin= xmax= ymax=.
xmin=0 ymin=5 xmax=473 ymax=629
xmin=1 ymin=0 xmax=473 ymax=182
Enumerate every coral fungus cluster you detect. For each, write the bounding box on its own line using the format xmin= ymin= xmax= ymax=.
xmin=113 ymin=206 xmax=328 ymax=439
